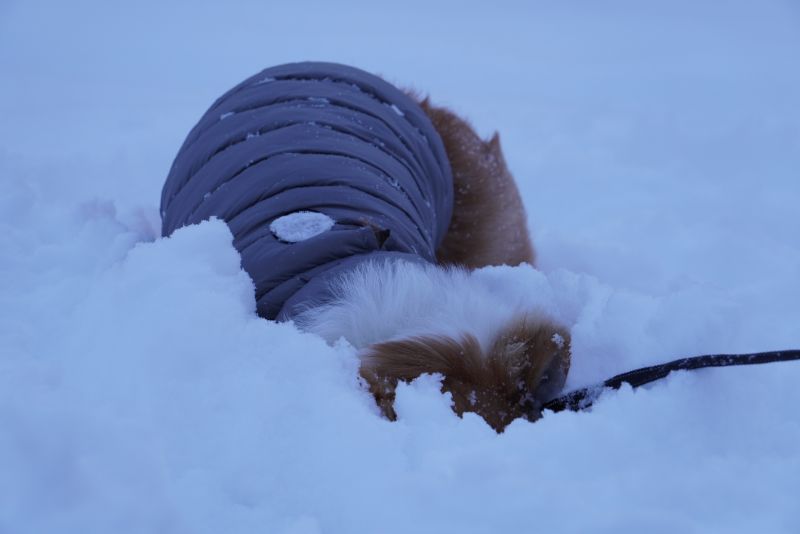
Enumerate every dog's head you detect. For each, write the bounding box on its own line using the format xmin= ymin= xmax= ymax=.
xmin=294 ymin=260 xmax=571 ymax=432
xmin=360 ymin=317 xmax=571 ymax=432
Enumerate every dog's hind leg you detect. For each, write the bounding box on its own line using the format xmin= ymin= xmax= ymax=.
xmin=419 ymin=99 xmax=536 ymax=269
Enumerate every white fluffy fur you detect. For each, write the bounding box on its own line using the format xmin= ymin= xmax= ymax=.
xmin=293 ymin=259 xmax=548 ymax=352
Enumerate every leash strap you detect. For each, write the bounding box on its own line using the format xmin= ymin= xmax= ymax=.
xmin=542 ymin=350 xmax=800 ymax=413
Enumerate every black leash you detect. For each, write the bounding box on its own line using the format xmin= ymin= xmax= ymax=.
xmin=542 ymin=350 xmax=800 ymax=414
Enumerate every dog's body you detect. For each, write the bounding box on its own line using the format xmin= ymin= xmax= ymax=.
xmin=162 ymin=62 xmax=570 ymax=432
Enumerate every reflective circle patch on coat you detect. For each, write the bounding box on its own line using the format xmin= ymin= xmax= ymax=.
xmin=270 ymin=211 xmax=335 ymax=243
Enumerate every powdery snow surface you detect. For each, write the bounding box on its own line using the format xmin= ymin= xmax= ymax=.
xmin=2 ymin=1 xmax=800 ymax=532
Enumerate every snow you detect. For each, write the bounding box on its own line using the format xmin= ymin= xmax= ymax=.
xmin=1 ymin=0 xmax=800 ymax=533
xmin=270 ymin=211 xmax=336 ymax=243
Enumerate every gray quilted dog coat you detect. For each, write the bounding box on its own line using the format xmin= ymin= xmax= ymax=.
xmin=161 ymin=62 xmax=453 ymax=319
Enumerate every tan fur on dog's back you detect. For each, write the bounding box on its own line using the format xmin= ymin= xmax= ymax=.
xmin=418 ymin=98 xmax=535 ymax=269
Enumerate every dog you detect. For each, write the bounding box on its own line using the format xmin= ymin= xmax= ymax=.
xmin=161 ymin=62 xmax=571 ymax=432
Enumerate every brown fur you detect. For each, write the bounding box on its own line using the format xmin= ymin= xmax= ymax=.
xmin=360 ymin=318 xmax=571 ymax=432
xmin=418 ymin=98 xmax=536 ymax=269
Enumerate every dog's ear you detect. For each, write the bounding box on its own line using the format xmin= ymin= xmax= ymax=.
xmin=486 ymin=131 xmax=502 ymax=153
xmin=484 ymin=132 xmax=510 ymax=169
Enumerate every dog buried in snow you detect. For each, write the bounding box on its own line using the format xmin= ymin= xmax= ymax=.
xmin=161 ymin=62 xmax=571 ymax=432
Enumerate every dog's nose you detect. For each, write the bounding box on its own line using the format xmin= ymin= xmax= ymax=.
xmin=534 ymin=353 xmax=569 ymax=406
xmin=520 ymin=395 xmax=544 ymax=423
